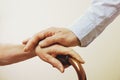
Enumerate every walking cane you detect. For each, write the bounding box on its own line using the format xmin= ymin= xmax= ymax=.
xmin=56 ymin=55 xmax=87 ymax=80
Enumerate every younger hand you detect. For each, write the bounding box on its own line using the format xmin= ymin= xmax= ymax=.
xmin=23 ymin=27 xmax=80 ymax=52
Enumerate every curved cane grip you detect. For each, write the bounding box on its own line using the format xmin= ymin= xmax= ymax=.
xmin=56 ymin=55 xmax=87 ymax=80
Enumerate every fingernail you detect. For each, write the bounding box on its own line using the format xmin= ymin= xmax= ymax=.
xmin=59 ymin=65 xmax=64 ymax=73
xmin=53 ymin=64 xmax=64 ymax=73
xmin=60 ymin=68 xmax=64 ymax=73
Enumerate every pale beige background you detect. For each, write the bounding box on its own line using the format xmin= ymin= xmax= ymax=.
xmin=0 ymin=0 xmax=120 ymax=80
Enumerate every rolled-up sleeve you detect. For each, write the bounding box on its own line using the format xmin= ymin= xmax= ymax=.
xmin=67 ymin=0 xmax=120 ymax=47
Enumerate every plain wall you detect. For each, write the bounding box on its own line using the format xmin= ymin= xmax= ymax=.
xmin=0 ymin=0 xmax=120 ymax=80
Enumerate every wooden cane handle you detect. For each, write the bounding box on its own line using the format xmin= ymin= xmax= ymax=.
xmin=56 ymin=55 xmax=87 ymax=80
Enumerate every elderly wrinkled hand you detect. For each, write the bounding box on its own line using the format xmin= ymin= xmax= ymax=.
xmin=34 ymin=44 xmax=84 ymax=73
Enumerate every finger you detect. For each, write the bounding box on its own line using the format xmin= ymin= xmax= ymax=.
xmin=24 ymin=28 xmax=57 ymax=52
xmin=22 ymin=38 xmax=30 ymax=45
xmin=24 ymin=31 xmax=46 ymax=52
xmin=39 ymin=34 xmax=60 ymax=47
xmin=45 ymin=45 xmax=85 ymax=64
xmin=69 ymin=50 xmax=85 ymax=64
xmin=36 ymin=51 xmax=64 ymax=73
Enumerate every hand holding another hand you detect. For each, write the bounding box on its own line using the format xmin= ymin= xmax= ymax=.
xmin=23 ymin=27 xmax=80 ymax=51
xmin=23 ymin=27 xmax=84 ymax=73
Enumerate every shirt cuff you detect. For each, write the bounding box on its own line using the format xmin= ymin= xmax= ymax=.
xmin=66 ymin=14 xmax=96 ymax=47
xmin=66 ymin=1 xmax=120 ymax=47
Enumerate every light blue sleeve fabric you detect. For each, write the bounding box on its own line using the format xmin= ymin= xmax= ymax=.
xmin=67 ymin=0 xmax=120 ymax=47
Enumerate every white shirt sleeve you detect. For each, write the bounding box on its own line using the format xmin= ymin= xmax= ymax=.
xmin=67 ymin=0 xmax=120 ymax=47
